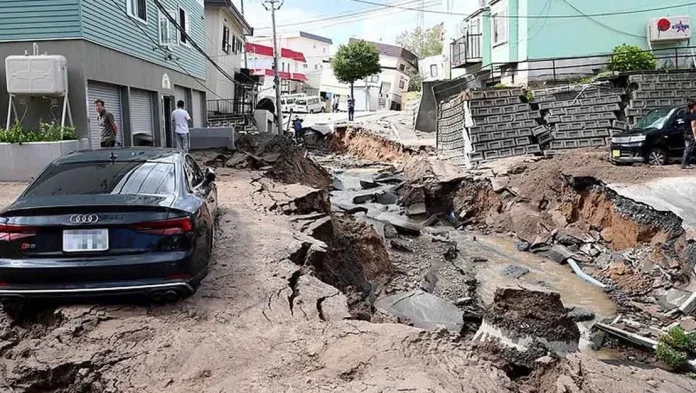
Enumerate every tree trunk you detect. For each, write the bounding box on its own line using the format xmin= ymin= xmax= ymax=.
xmin=350 ymin=82 xmax=354 ymax=103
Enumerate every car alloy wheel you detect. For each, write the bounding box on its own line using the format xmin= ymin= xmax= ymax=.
xmin=648 ymin=149 xmax=666 ymax=166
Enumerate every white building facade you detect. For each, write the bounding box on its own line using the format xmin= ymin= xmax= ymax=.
xmin=246 ymin=42 xmax=308 ymax=96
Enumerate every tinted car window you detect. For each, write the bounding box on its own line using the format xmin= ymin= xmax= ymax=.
xmin=184 ymin=156 xmax=203 ymax=188
xmin=23 ymin=161 xmax=177 ymax=197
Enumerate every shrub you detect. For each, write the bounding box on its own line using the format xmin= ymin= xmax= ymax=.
xmin=607 ymin=44 xmax=657 ymax=72
xmin=494 ymin=83 xmax=506 ymax=89
xmin=0 ymin=122 xmax=77 ymax=144
xmin=656 ymin=326 xmax=696 ymax=370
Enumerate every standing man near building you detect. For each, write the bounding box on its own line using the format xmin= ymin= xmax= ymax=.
xmin=172 ymin=100 xmax=192 ymax=152
xmin=95 ymin=99 xmax=119 ymax=148
xmin=683 ymin=100 xmax=696 ymax=169
xmin=347 ymin=95 xmax=355 ymax=121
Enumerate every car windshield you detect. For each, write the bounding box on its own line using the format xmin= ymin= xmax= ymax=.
xmin=635 ymin=108 xmax=673 ymax=129
xmin=286 ymin=98 xmax=295 ymax=104
xmin=296 ymin=99 xmax=307 ymax=105
xmin=23 ymin=161 xmax=177 ymax=197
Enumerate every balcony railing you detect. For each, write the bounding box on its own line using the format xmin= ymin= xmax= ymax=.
xmin=451 ymin=33 xmax=483 ymax=69
xmin=207 ymin=99 xmax=253 ymax=116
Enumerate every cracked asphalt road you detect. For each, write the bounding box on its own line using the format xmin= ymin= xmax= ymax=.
xmin=1 ymin=171 xmax=696 ymax=392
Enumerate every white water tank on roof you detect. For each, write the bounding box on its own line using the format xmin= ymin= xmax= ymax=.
xmin=5 ymin=55 xmax=68 ymax=96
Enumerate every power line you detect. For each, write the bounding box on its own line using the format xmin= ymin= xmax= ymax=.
xmin=560 ymin=0 xmax=646 ymax=38
xmin=254 ymin=0 xmax=430 ymax=30
xmin=107 ymin=0 xmax=228 ymax=100
xmin=343 ymin=0 xmax=696 ymax=18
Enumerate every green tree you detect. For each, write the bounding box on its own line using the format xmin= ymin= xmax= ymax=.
xmin=408 ymin=70 xmax=424 ymax=92
xmin=395 ymin=23 xmax=444 ymax=58
xmin=331 ymin=40 xmax=381 ymax=100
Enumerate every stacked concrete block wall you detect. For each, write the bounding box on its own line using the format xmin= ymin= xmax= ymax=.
xmin=436 ymin=94 xmax=467 ymax=166
xmin=468 ymin=88 xmax=542 ymax=163
xmin=403 ymin=93 xmax=421 ymax=132
xmin=532 ymin=85 xmax=627 ymax=155
xmin=626 ymin=73 xmax=694 ymax=125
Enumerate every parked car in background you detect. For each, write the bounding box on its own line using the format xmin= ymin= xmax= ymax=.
xmin=0 ymin=148 xmax=217 ymax=306
xmin=610 ymin=106 xmax=689 ymax=166
xmin=294 ymin=96 xmax=324 ymax=113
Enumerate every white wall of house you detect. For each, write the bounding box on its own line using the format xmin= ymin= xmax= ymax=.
xmin=419 ymin=55 xmax=447 ymax=82
xmin=252 ymin=33 xmax=331 ymax=91
xmin=490 ymin=0 xmax=510 ymax=64
xmin=204 ymin=7 xmax=246 ymax=100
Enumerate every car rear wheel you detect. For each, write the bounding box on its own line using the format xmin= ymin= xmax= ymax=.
xmin=648 ymin=148 xmax=667 ymax=166
xmin=310 ymin=109 xmax=315 ymax=114
xmin=320 ymin=107 xmax=325 ymax=113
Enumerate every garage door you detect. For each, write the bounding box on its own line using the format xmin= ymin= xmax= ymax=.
xmin=130 ymin=89 xmax=154 ymax=146
xmin=87 ymin=82 xmax=123 ymax=149
xmin=191 ymin=90 xmax=203 ymax=128
xmin=174 ymin=85 xmax=187 ymax=110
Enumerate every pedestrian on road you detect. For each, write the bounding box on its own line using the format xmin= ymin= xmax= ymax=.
xmin=293 ymin=117 xmax=304 ymax=144
xmin=348 ymin=95 xmax=355 ymax=121
xmin=683 ymin=100 xmax=696 ymax=169
xmin=172 ymin=100 xmax=192 ymax=152
xmin=333 ymin=95 xmax=339 ymax=113
xmin=95 ymin=99 xmax=119 ymax=148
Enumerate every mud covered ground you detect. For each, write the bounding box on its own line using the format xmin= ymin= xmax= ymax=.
xmin=1 ymin=137 xmax=696 ymax=392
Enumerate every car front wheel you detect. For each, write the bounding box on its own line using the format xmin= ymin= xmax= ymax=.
xmin=310 ymin=110 xmax=315 ymax=114
xmin=647 ymin=148 xmax=667 ymax=166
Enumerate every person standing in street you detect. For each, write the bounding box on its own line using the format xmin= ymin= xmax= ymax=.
xmin=95 ymin=99 xmax=119 ymax=148
xmin=348 ymin=95 xmax=355 ymax=121
xmin=172 ymin=100 xmax=192 ymax=152
xmin=683 ymin=101 xmax=696 ymax=169
xmin=333 ymin=95 xmax=339 ymax=113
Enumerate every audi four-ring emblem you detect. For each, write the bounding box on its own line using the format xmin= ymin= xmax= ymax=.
xmin=69 ymin=214 xmax=99 ymax=224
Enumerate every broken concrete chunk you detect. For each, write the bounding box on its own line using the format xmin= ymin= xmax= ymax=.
xmin=567 ymin=307 xmax=596 ymax=322
xmin=375 ymin=191 xmax=399 ymax=205
xmin=383 ymin=223 xmax=399 ymax=239
xmin=657 ymin=288 xmax=693 ymax=310
xmin=331 ymin=177 xmax=345 ymax=191
xmin=353 ymin=193 xmax=376 ymax=204
xmin=543 ymin=244 xmax=576 ymax=264
xmin=375 ymin=290 xmax=464 ymax=333
xmin=405 ymin=203 xmax=427 ymax=216
xmin=420 ymin=270 xmax=439 ymax=294
xmin=303 ymin=216 xmax=334 ymax=240
xmin=500 ymin=265 xmax=530 ymax=279
xmin=595 ymin=253 xmax=612 ymax=270
xmin=679 ymin=317 xmax=696 ymax=332
xmin=455 ymin=297 xmax=472 ymax=306
xmin=389 ymin=239 xmax=414 ymax=253
xmin=359 ymin=179 xmax=380 ymax=190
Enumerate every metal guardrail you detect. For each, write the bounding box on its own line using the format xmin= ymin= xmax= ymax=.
xmin=206 ymin=99 xmax=253 ymax=115
xmin=450 ymin=33 xmax=483 ymax=69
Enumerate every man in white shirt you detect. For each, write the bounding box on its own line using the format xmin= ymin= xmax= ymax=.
xmin=171 ymin=100 xmax=192 ymax=152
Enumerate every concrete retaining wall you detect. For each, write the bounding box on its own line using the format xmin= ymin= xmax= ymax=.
xmin=0 ymin=139 xmax=88 ymax=182
xmin=190 ymin=127 xmax=236 ymax=150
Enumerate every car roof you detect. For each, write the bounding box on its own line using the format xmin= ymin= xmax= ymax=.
xmin=54 ymin=148 xmax=184 ymax=165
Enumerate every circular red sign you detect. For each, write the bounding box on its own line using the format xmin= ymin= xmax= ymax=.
xmin=657 ymin=18 xmax=671 ymax=32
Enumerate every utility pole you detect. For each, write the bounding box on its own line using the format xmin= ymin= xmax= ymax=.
xmin=262 ymin=0 xmax=284 ymax=136
xmin=241 ymin=0 xmax=248 ymax=69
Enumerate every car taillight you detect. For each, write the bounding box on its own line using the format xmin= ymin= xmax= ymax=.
xmin=131 ymin=217 xmax=193 ymax=236
xmin=0 ymin=223 xmax=38 ymax=242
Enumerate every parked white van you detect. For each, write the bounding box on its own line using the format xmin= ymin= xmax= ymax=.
xmin=280 ymin=96 xmax=295 ymax=113
xmin=294 ymin=96 xmax=324 ymax=114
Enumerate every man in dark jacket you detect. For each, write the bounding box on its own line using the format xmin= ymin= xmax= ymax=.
xmin=683 ymin=101 xmax=696 ymax=169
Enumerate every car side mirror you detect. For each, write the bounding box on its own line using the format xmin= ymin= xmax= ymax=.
xmin=204 ymin=168 xmax=216 ymax=184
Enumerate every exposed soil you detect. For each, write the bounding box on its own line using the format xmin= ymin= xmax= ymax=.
xmin=484 ymin=288 xmax=580 ymax=343
xmin=329 ymin=126 xmax=410 ymax=163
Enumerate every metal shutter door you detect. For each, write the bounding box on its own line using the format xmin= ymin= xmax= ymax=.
xmin=87 ymin=82 xmax=123 ymax=149
xmin=191 ymin=90 xmax=203 ymax=128
xmin=130 ymin=89 xmax=154 ymax=140
xmin=174 ymin=86 xmax=187 ymax=109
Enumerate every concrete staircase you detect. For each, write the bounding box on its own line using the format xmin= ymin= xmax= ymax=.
xmin=207 ymin=113 xmax=258 ymax=133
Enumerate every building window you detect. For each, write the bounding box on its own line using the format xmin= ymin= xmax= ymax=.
xmin=303 ymin=64 xmax=308 ymax=69
xmin=370 ymin=74 xmax=379 ymax=83
xmin=127 ymin=0 xmax=147 ymax=22
xmin=399 ymin=64 xmax=405 ymax=71
xmin=315 ymin=64 xmax=318 ymax=70
xmin=222 ymin=26 xmax=230 ymax=53
xmin=236 ymin=37 xmax=243 ymax=53
xmin=323 ymin=47 xmax=327 ymax=53
xmin=430 ymin=64 xmax=438 ymax=78
xmin=179 ymin=8 xmax=190 ymax=45
xmin=295 ymin=63 xmax=298 ymax=71
xmin=492 ymin=9 xmax=508 ymax=45
xmin=399 ymin=80 xmax=405 ymax=89
xmin=158 ymin=11 xmax=177 ymax=46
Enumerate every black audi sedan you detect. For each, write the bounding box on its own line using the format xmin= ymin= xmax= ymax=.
xmin=0 ymin=148 xmax=217 ymax=304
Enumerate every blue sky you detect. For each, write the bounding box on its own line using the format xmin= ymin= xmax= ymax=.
xmin=231 ymin=0 xmax=478 ymax=48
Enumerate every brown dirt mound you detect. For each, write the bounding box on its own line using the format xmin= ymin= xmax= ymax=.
xmin=236 ymin=133 xmax=331 ymax=189
xmin=484 ymin=288 xmax=580 ymax=343
xmin=597 ymin=262 xmax=653 ymax=294
xmin=329 ymin=126 xmax=409 ymax=163
xmin=332 ymin=217 xmax=391 ymax=281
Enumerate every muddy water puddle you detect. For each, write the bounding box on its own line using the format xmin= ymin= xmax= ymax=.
xmin=457 ymin=234 xmax=617 ymax=319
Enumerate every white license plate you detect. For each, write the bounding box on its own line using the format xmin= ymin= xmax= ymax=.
xmin=63 ymin=229 xmax=109 ymax=252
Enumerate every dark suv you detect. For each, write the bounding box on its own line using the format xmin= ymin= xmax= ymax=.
xmin=610 ymin=106 xmax=690 ymax=166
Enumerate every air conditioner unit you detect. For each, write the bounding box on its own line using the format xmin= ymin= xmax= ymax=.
xmin=648 ymin=16 xmax=691 ymax=42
